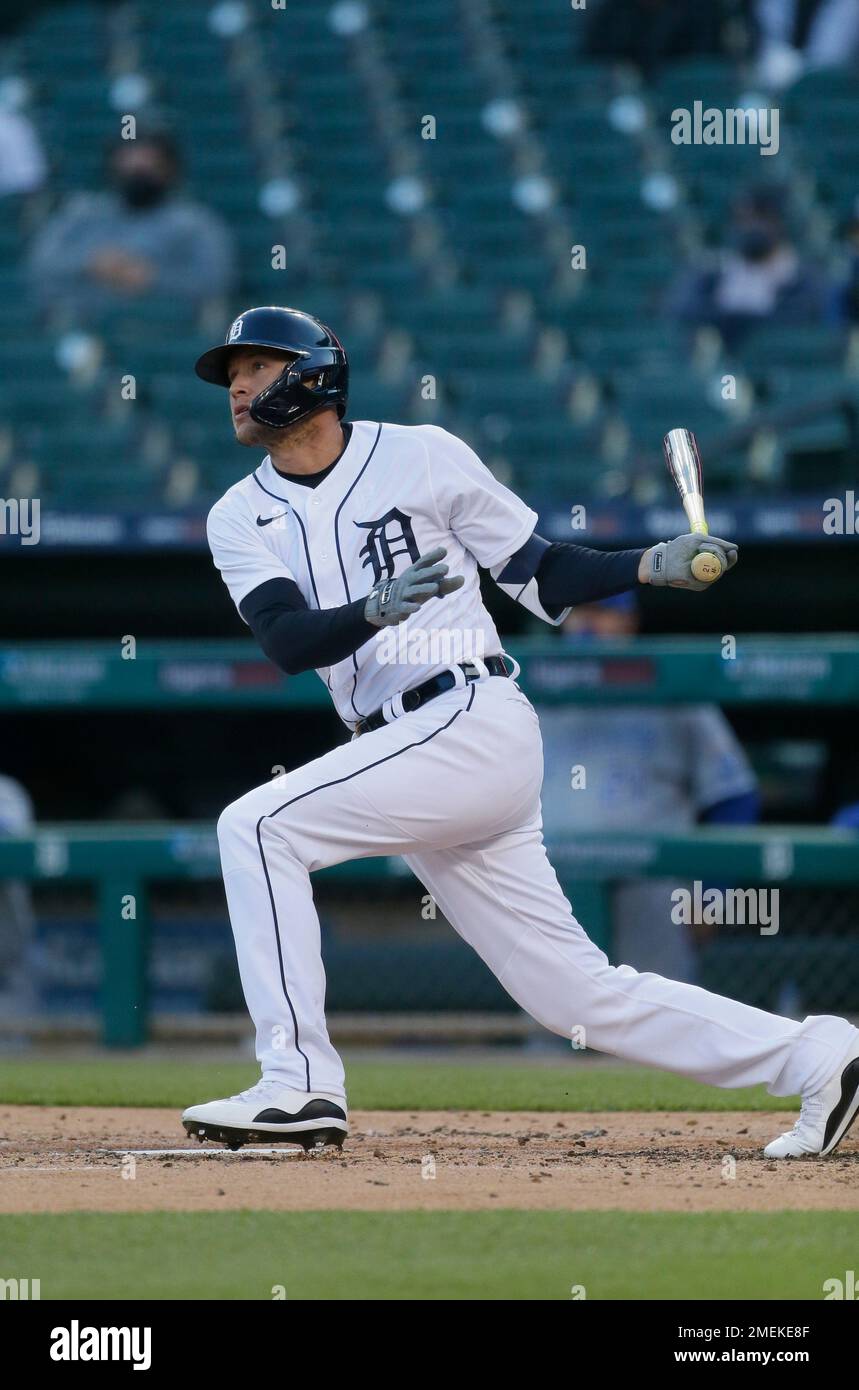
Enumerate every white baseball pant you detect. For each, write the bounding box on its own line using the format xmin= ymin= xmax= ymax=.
xmin=215 ymin=675 xmax=857 ymax=1102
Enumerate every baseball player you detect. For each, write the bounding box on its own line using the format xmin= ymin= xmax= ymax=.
xmin=182 ymin=306 xmax=859 ymax=1159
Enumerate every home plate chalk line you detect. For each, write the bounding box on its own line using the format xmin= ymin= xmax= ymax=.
xmin=104 ymin=1148 xmax=301 ymax=1159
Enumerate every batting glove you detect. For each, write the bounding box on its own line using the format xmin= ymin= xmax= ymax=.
xmin=646 ymin=533 xmax=739 ymax=591
xmin=364 ymin=546 xmax=465 ymax=627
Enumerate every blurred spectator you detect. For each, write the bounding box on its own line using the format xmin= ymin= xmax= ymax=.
xmin=668 ymin=185 xmax=830 ymax=349
xmin=537 ymin=593 xmax=760 ymax=982
xmin=831 ymin=198 xmax=859 ymax=325
xmin=0 ymin=106 xmax=46 ymax=197
xmin=584 ymin=0 xmax=738 ymax=76
xmin=755 ymin=0 xmax=859 ymax=88
xmin=0 ymin=773 xmax=36 ymax=1022
xmin=27 ymin=129 xmax=234 ymax=323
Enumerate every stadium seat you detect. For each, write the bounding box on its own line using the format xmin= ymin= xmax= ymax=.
xmin=736 ymin=324 xmax=849 ymax=371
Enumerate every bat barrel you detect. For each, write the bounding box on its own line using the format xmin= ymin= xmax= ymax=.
xmin=663 ymin=427 xmax=708 ymax=534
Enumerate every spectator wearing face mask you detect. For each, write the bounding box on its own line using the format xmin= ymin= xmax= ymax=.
xmin=667 ymin=186 xmax=830 ymax=349
xmin=26 ymin=128 xmax=234 ymax=324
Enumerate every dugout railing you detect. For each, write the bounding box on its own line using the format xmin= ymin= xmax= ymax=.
xmin=1 ymin=635 xmax=858 ymax=707
xmin=0 ymin=824 xmax=857 ymax=1047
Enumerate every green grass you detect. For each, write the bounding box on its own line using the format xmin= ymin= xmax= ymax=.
xmin=1 ymin=1210 xmax=854 ymax=1299
xmin=0 ymin=1057 xmax=795 ymax=1112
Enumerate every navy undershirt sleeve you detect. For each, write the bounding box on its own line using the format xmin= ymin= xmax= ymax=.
xmin=240 ymin=577 xmax=376 ymax=676
xmin=534 ymin=540 xmax=646 ymax=611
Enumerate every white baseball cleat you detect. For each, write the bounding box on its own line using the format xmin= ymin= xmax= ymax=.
xmin=181 ymin=1079 xmax=348 ymax=1152
xmin=764 ymin=1041 xmax=859 ymax=1158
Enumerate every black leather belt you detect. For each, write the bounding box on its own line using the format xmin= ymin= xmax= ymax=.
xmin=355 ymin=655 xmax=511 ymax=736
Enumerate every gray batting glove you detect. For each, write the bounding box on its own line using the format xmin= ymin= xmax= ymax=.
xmin=646 ymin=533 xmax=739 ymax=591
xmin=364 ymin=546 xmax=465 ymax=627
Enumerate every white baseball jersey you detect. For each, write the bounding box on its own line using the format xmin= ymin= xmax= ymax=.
xmin=207 ymin=421 xmax=539 ymax=727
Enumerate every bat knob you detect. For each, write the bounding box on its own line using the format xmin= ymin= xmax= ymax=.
xmin=691 ymin=551 xmax=722 ymax=583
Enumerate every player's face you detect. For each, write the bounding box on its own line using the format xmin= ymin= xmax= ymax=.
xmin=227 ymin=348 xmax=293 ymax=444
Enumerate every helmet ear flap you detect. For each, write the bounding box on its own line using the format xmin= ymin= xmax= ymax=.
xmin=247 ymin=359 xmax=302 ymax=428
xmin=247 ymin=347 xmax=348 ymax=429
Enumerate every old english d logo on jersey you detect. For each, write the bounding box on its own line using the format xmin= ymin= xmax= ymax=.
xmin=209 ymin=420 xmax=536 ymax=728
xmin=354 ymin=507 xmax=420 ymax=584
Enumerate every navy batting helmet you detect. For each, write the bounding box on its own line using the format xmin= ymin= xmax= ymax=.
xmin=194 ymin=306 xmax=349 ymax=428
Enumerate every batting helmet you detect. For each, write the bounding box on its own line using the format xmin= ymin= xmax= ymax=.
xmin=194 ymin=306 xmax=349 ymax=428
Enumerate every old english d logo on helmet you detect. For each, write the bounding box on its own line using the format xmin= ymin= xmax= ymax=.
xmin=194 ymin=306 xmax=349 ymax=430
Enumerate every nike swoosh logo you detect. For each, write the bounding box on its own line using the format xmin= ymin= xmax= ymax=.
xmin=256 ymin=514 xmax=284 ymax=527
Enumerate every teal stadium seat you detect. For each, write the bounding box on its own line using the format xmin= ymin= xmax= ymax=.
xmin=736 ymin=324 xmax=849 ymax=371
xmin=574 ymin=324 xmax=688 ymax=372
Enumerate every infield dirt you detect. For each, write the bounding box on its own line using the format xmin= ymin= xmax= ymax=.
xmin=1 ymin=1105 xmax=857 ymax=1213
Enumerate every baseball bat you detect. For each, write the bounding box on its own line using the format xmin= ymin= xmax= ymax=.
xmin=662 ymin=428 xmax=722 ymax=582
